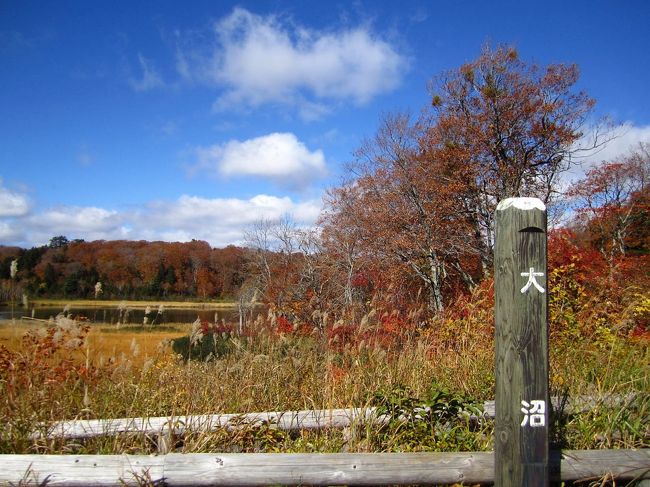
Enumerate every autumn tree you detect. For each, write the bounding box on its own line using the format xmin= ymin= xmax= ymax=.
xmin=244 ymin=217 xmax=306 ymax=309
xmin=323 ymin=113 xmax=475 ymax=312
xmin=428 ymin=45 xmax=601 ymax=272
xmin=211 ymin=245 xmax=247 ymax=297
xmin=320 ymin=184 xmax=366 ymax=308
xmin=322 ymin=45 xmax=601 ymax=314
xmin=568 ymin=142 xmax=650 ymax=263
xmin=244 ymin=216 xmax=329 ymax=328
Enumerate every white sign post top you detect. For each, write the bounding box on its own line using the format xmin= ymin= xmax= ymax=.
xmin=496 ymin=197 xmax=546 ymax=212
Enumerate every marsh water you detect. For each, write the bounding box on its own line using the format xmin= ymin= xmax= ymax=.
xmin=0 ymin=304 xmax=244 ymax=325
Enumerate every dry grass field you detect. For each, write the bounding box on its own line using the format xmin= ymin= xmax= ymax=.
xmin=0 ymin=320 xmax=189 ymax=365
xmin=0 ymin=302 xmax=647 ymax=459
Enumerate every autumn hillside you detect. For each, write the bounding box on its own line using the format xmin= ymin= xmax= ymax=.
xmin=0 ymin=239 xmax=249 ymax=301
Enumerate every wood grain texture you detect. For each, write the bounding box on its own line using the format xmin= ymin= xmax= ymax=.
xmin=1 ymin=450 xmax=648 ymax=486
xmin=495 ymin=198 xmax=549 ymax=486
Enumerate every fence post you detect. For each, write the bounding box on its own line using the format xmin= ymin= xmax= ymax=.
xmin=495 ymin=197 xmax=549 ymax=487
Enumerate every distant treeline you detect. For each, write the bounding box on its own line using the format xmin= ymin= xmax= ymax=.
xmin=0 ymin=237 xmax=250 ymax=301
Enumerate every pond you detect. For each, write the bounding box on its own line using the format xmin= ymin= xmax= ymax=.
xmin=0 ymin=304 xmax=250 ymax=325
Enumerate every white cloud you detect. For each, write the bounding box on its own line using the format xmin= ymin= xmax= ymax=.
xmin=0 ymin=194 xmax=322 ymax=248
xmin=128 ymin=53 xmax=164 ymax=92
xmin=25 ymin=207 xmax=128 ymax=243
xmin=580 ymin=123 xmax=650 ymax=166
xmin=131 ymin=194 xmax=322 ymax=246
xmin=194 ymin=132 xmax=327 ymax=187
xmin=0 ymin=179 xmax=30 ymax=217
xmin=0 ymin=221 xmax=25 ymax=242
xmin=563 ymin=122 xmax=650 ymax=185
xmin=177 ymin=7 xmax=405 ymax=115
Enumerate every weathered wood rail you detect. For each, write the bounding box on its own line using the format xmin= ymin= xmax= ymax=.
xmin=2 ymin=450 xmax=648 ymax=486
xmin=30 ymin=394 xmax=635 ymax=441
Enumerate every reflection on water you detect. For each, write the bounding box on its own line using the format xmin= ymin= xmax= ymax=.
xmin=0 ymin=305 xmax=246 ymax=325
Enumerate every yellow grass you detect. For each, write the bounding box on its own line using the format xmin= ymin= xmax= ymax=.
xmin=0 ymin=319 xmax=190 ymax=367
xmin=0 ymin=320 xmax=28 ymax=350
xmin=86 ymin=327 xmax=188 ymax=365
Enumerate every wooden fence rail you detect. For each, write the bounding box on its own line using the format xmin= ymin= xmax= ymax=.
xmin=32 ymin=394 xmax=635 ymax=442
xmin=2 ymin=450 xmax=648 ymax=486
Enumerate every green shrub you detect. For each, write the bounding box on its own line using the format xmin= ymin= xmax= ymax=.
xmin=172 ymin=331 xmax=234 ymax=361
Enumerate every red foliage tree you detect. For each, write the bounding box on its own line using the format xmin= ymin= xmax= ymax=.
xmin=568 ymin=143 xmax=649 ymax=263
xmin=322 ymin=45 xmax=598 ymax=314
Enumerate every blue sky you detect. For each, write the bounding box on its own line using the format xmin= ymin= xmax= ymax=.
xmin=1 ymin=0 xmax=649 ymax=248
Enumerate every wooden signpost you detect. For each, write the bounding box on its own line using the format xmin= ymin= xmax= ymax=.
xmin=495 ymin=197 xmax=549 ymax=486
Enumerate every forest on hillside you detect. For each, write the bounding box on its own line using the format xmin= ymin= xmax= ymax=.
xmin=0 ymin=239 xmax=247 ymax=300
xmin=1 ymin=46 xmax=648 ymax=339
